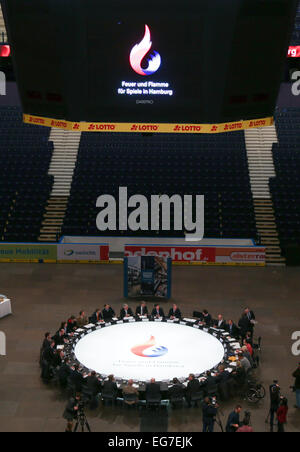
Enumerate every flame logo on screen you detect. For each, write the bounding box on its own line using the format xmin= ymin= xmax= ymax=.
xmin=129 ymin=25 xmax=161 ymax=76
xmin=131 ymin=335 xmax=168 ymax=357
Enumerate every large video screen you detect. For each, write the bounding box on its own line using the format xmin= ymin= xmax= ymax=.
xmin=2 ymin=0 xmax=298 ymax=126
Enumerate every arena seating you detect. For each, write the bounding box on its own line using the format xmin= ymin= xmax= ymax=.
xmin=0 ymin=106 xmax=53 ymax=242
xmin=291 ymin=1 xmax=300 ymax=45
xmin=62 ymin=131 xmax=257 ymax=240
xmin=270 ymin=108 xmax=300 ymax=249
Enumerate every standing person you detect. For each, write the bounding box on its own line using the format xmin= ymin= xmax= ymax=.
xmin=244 ymin=308 xmax=256 ymax=337
xmin=63 ymin=393 xmax=81 ymax=433
xmin=292 ymin=363 xmax=300 ymax=409
xmin=277 ymin=397 xmax=288 ymax=433
xmin=269 ymin=380 xmax=281 ymax=432
xmin=202 ymin=397 xmax=218 ymax=432
xmin=226 ymin=405 xmax=242 ymax=432
xmin=238 ymin=314 xmax=251 ymax=341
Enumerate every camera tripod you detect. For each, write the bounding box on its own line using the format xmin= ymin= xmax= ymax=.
xmin=214 ymin=408 xmax=225 ymax=433
xmin=73 ymin=411 xmax=91 ymax=433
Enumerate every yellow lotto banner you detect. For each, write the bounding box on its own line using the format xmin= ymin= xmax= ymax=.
xmin=23 ymin=114 xmax=274 ymax=134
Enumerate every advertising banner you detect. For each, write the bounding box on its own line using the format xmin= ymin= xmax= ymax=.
xmin=57 ymin=244 xmax=109 ymax=262
xmin=124 ymin=245 xmax=265 ymax=266
xmin=0 ymin=244 xmax=57 ymax=262
xmin=23 ymin=113 xmax=274 ymax=134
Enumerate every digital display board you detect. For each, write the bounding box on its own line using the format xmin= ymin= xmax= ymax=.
xmin=2 ymin=0 xmax=298 ymax=128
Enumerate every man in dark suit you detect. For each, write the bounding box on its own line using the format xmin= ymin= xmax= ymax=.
xmin=42 ymin=332 xmax=52 ymax=351
xmin=102 ymin=375 xmax=118 ymax=402
xmin=244 ymin=307 xmax=256 ymax=336
xmin=168 ymin=304 xmax=182 ymax=319
xmin=146 ymin=378 xmax=161 ymax=404
xmin=52 ymin=329 xmax=67 ymax=347
xmin=168 ymin=378 xmax=184 ymax=406
xmin=69 ymin=365 xmax=85 ymax=393
xmin=226 ymin=319 xmax=240 ymax=339
xmin=102 ymin=304 xmax=115 ymax=321
xmin=151 ymin=304 xmax=165 ymax=318
xmin=238 ymin=314 xmax=251 ymax=341
xmin=226 ymin=405 xmax=242 ymax=432
xmin=120 ymin=304 xmax=134 ymax=319
xmin=136 ymin=301 xmax=148 ymax=317
xmin=213 ymin=314 xmax=226 ymax=330
xmin=85 ymin=371 xmax=102 ymax=408
xmin=201 ymin=310 xmax=212 ymax=327
xmin=185 ymin=374 xmax=201 ymax=407
xmin=91 ymin=309 xmax=103 ymax=324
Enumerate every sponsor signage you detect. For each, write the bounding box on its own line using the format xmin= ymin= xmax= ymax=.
xmin=57 ymin=244 xmax=109 ymax=262
xmin=0 ymin=244 xmax=57 ymax=261
xmin=124 ymin=245 xmax=265 ymax=265
xmin=23 ymin=114 xmax=274 ymax=134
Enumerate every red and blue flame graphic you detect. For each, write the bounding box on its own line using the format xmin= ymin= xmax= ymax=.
xmin=131 ymin=335 xmax=168 ymax=358
xmin=129 ymin=25 xmax=161 ymax=76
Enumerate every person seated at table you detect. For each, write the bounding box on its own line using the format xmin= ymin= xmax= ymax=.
xmin=120 ymin=303 xmax=134 ymax=319
xmin=216 ymin=365 xmax=230 ymax=383
xmin=85 ymin=371 xmax=102 ymax=408
xmin=200 ymin=309 xmax=212 ymax=327
xmin=226 ymin=319 xmax=240 ymax=339
xmin=151 ymin=304 xmax=165 ymax=318
xmin=52 ymin=328 xmax=68 ymax=347
xmin=122 ymin=379 xmax=139 ymax=406
xmin=102 ymin=304 xmax=116 ymax=321
xmin=232 ymin=361 xmax=246 ymax=387
xmin=168 ymin=304 xmax=182 ymax=320
xmin=102 ymin=374 xmax=118 ymax=401
xmin=145 ymin=378 xmax=161 ymax=404
xmin=136 ymin=301 xmax=148 ymax=317
xmin=77 ymin=311 xmax=88 ymax=328
xmin=185 ymin=374 xmax=201 ymax=407
xmin=168 ymin=378 xmax=185 ymax=405
xmin=213 ymin=314 xmax=226 ymax=330
xmin=243 ymin=339 xmax=253 ymax=357
xmin=238 ymin=353 xmax=252 ymax=373
xmin=57 ymin=322 xmax=68 ymax=336
xmin=90 ymin=309 xmax=103 ymax=324
xmin=67 ymin=316 xmax=77 ymax=334
xmin=203 ymin=371 xmax=218 ymax=394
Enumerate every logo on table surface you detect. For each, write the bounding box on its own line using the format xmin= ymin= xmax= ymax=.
xmin=130 ymin=25 xmax=161 ymax=76
xmin=131 ymin=335 xmax=168 ymax=357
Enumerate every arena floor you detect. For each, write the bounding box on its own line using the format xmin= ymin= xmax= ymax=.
xmin=0 ymin=263 xmax=299 ymax=432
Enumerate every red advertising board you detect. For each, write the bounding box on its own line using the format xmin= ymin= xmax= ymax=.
xmin=124 ymin=245 xmax=265 ymax=266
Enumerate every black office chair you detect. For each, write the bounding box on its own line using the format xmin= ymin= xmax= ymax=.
xmin=146 ymin=395 xmax=162 ymax=409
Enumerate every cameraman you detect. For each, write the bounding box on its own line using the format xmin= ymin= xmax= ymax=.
xmin=292 ymin=363 xmax=300 ymax=409
xmin=202 ymin=397 xmax=218 ymax=432
xmin=63 ymin=392 xmax=81 ymax=433
xmin=269 ymin=380 xmax=281 ymax=432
